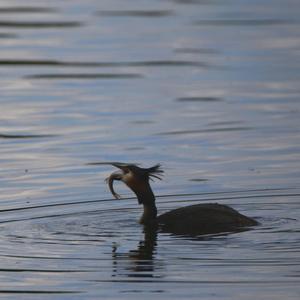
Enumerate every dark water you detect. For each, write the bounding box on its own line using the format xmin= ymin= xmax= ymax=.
xmin=0 ymin=0 xmax=300 ymax=298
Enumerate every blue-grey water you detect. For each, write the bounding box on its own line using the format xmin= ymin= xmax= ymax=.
xmin=0 ymin=0 xmax=300 ymax=299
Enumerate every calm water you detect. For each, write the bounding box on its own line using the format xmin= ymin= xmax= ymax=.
xmin=0 ymin=0 xmax=300 ymax=299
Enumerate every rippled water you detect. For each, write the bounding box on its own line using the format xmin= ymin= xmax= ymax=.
xmin=0 ymin=0 xmax=300 ymax=299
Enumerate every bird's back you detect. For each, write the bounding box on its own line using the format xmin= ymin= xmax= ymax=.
xmin=157 ymin=203 xmax=258 ymax=235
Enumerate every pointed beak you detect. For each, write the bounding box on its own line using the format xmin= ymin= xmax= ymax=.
xmin=105 ymin=171 xmax=123 ymax=199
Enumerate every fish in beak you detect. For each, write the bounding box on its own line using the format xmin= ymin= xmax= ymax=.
xmin=105 ymin=171 xmax=123 ymax=199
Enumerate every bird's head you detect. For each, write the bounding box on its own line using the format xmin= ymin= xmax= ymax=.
xmin=105 ymin=163 xmax=163 ymax=203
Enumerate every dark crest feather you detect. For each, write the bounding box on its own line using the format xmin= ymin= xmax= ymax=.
xmin=146 ymin=164 xmax=164 ymax=181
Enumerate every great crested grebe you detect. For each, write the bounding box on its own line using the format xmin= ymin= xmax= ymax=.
xmin=105 ymin=163 xmax=258 ymax=235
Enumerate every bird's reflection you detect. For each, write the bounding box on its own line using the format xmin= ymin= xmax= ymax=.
xmin=111 ymin=223 xmax=249 ymax=279
xmin=112 ymin=225 xmax=162 ymax=278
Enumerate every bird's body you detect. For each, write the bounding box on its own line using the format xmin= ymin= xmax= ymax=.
xmin=157 ymin=203 xmax=257 ymax=235
xmin=105 ymin=163 xmax=258 ymax=235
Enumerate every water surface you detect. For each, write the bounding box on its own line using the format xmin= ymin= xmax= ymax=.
xmin=0 ymin=0 xmax=300 ymax=299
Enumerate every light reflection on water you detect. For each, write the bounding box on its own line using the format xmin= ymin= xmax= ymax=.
xmin=0 ymin=0 xmax=300 ymax=299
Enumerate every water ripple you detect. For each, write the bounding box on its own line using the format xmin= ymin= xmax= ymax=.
xmin=0 ymin=59 xmax=206 ymax=68
xmin=0 ymin=133 xmax=57 ymax=139
xmin=0 ymin=7 xmax=57 ymax=13
xmin=194 ymin=19 xmax=294 ymax=26
xmin=97 ymin=10 xmax=174 ymax=17
xmin=0 ymin=21 xmax=82 ymax=28
xmin=156 ymin=127 xmax=253 ymax=136
xmin=25 ymin=73 xmax=143 ymax=79
xmin=176 ymin=96 xmax=222 ymax=102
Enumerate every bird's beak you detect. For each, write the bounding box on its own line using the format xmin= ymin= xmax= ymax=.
xmin=105 ymin=171 xmax=123 ymax=199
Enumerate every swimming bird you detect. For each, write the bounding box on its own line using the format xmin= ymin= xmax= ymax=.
xmin=105 ymin=163 xmax=258 ymax=235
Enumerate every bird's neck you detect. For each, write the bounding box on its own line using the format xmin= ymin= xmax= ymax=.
xmin=135 ymin=185 xmax=158 ymax=224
